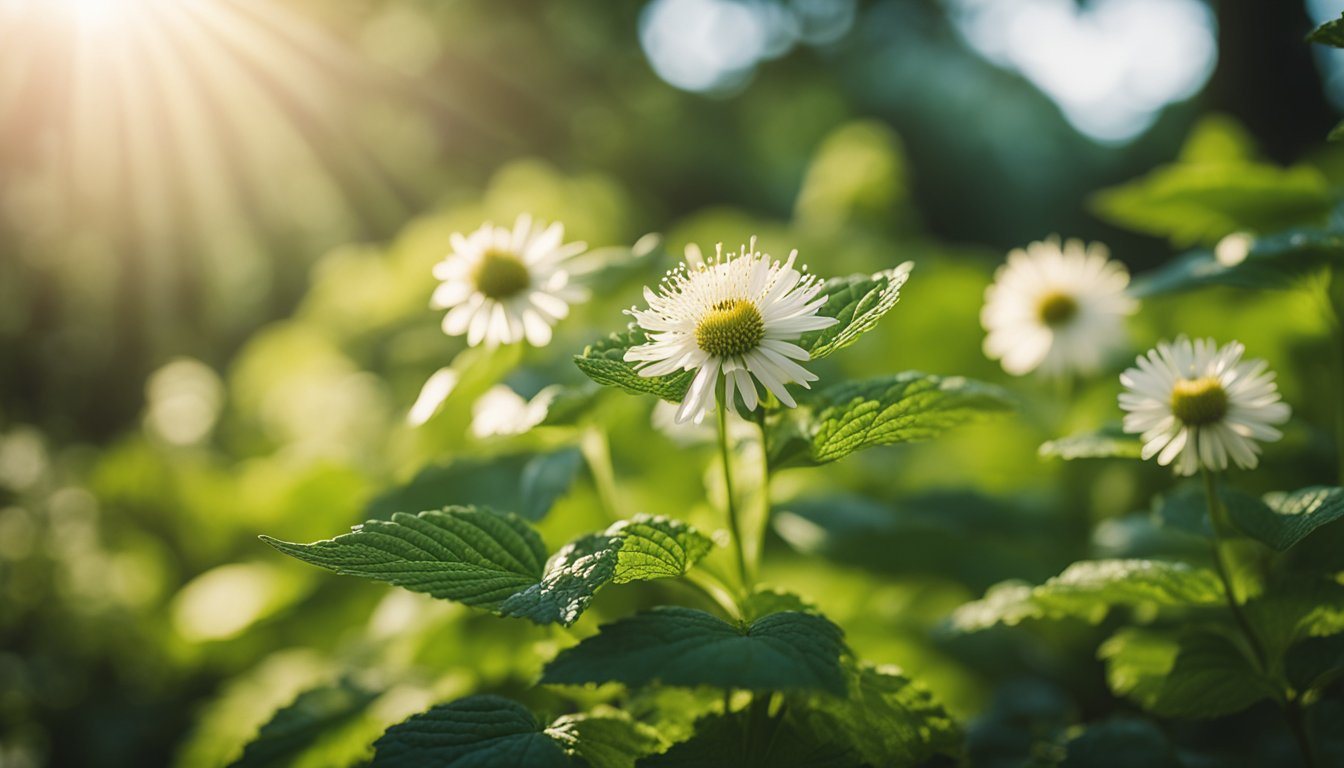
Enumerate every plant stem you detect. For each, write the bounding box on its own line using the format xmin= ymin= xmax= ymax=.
xmin=1330 ymin=267 xmax=1344 ymax=486
xmin=580 ymin=425 xmax=621 ymax=521
xmin=717 ymin=400 xmax=752 ymax=594
xmin=1200 ymin=470 xmax=1268 ymax=672
xmin=1286 ymin=694 xmax=1318 ymax=768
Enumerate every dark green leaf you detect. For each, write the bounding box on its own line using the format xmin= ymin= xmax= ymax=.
xmin=798 ymin=263 xmax=913 ymax=359
xmin=1099 ymin=628 xmax=1276 ymax=718
xmin=541 ymin=607 xmax=848 ymax=695
xmin=779 ymin=372 xmax=1012 ymax=467
xmin=370 ymin=696 xmax=573 ymax=768
xmin=1039 ymin=426 xmax=1142 ymax=461
xmin=1309 ymin=13 xmax=1344 ymax=48
xmin=1329 ymin=119 xmax=1344 ymax=143
xmin=546 ymin=713 xmax=666 ymax=768
xmin=573 ymin=330 xmax=694 ymax=402
xmin=521 ymin=449 xmax=585 ymax=521
xmin=1229 ymin=486 xmax=1344 ymax=551
xmin=637 ymin=711 xmax=861 ymax=768
xmin=262 ymin=507 xmax=546 ymax=611
xmin=367 ymin=451 xmax=580 ymax=523
xmin=1244 ymin=578 xmax=1344 ymax=660
xmin=229 ymin=680 xmax=379 ymax=768
xmin=1285 ymin=635 xmax=1344 ymax=692
xmin=739 ymin=589 xmax=818 ymax=623
xmin=951 ymin=560 xmax=1225 ymax=631
xmin=1060 ymin=718 xmax=1180 ymax=768
xmin=1129 ymin=225 xmax=1344 ymax=297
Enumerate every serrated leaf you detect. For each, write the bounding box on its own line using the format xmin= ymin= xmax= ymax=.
xmin=546 ymin=713 xmax=666 ymax=768
xmin=499 ymin=515 xmax=714 ymax=626
xmin=779 ymin=372 xmax=1012 ymax=466
xmin=1039 ymin=426 xmax=1142 ymax=460
xmin=262 ymin=507 xmax=546 ymax=611
xmin=790 ymin=662 xmax=961 ymax=767
xmin=1099 ymin=628 xmax=1276 ymax=718
xmin=1309 ymin=13 xmax=1344 ymax=48
xmin=798 ymin=263 xmax=913 ymax=359
xmin=740 ymin=589 xmax=818 ymax=623
xmin=637 ymin=711 xmax=861 ymax=768
xmin=1129 ymin=225 xmax=1344 ymax=297
xmin=573 ymin=330 xmax=695 ymax=402
xmin=229 ymin=680 xmax=379 ymax=768
xmin=1229 ymin=486 xmax=1344 ymax=551
xmin=370 ymin=696 xmax=573 ymax=768
xmin=951 ymin=560 xmax=1225 ymax=631
xmin=541 ymin=607 xmax=848 ymax=695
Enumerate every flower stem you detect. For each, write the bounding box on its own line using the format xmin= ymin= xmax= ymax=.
xmin=717 ymin=400 xmax=752 ymax=594
xmin=1200 ymin=470 xmax=1268 ymax=672
xmin=580 ymin=425 xmax=621 ymax=521
xmin=1286 ymin=694 xmax=1318 ymax=768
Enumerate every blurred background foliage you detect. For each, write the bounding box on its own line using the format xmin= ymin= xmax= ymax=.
xmin=2 ymin=0 xmax=1344 ymax=766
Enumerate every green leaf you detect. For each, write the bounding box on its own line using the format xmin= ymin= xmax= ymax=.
xmin=499 ymin=515 xmax=714 ymax=626
xmin=1228 ymin=486 xmax=1344 ymax=551
xmin=1060 ymin=718 xmax=1180 ymax=768
xmin=1039 ymin=425 xmax=1142 ymax=460
xmin=951 ymin=560 xmax=1225 ymax=631
xmin=229 ymin=680 xmax=379 ymax=768
xmin=1329 ymin=119 xmax=1344 ymax=143
xmin=367 ymin=450 xmax=581 ymax=523
xmin=262 ymin=507 xmax=546 ymax=611
xmin=775 ymin=372 xmax=1012 ymax=467
xmin=740 ymin=589 xmax=818 ymax=622
xmin=798 ymin=263 xmax=913 ymax=359
xmin=541 ymin=607 xmax=848 ymax=695
xmin=521 ymin=449 xmax=586 ymax=521
xmin=546 ymin=712 xmax=666 ymax=768
xmin=370 ymin=696 xmax=573 ymax=768
xmin=1309 ymin=13 xmax=1344 ymax=48
xmin=573 ymin=330 xmax=695 ymax=402
xmin=637 ymin=712 xmax=861 ymax=768
xmin=789 ymin=662 xmax=961 ymax=767
xmin=1099 ymin=628 xmax=1276 ymax=718
xmin=1244 ymin=578 xmax=1344 ymax=660
xmin=1128 ymin=224 xmax=1344 ymax=297
xmin=1285 ymin=635 xmax=1344 ymax=693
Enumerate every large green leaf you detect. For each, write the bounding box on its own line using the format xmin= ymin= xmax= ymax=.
xmin=367 ymin=450 xmax=583 ymax=523
xmin=370 ymin=696 xmax=573 ymax=767
xmin=1128 ymin=224 xmax=1344 ymax=297
xmin=1228 ymin=486 xmax=1344 ymax=552
xmin=951 ymin=559 xmax=1225 ymax=631
xmin=262 ymin=507 xmax=547 ymax=611
xmin=637 ymin=711 xmax=860 ymax=768
xmin=573 ymin=330 xmax=695 ymax=402
xmin=1039 ymin=425 xmax=1142 ymax=461
xmin=772 ymin=372 xmax=1012 ymax=467
xmin=499 ymin=515 xmax=714 ymax=625
xmin=541 ymin=607 xmax=848 ymax=695
xmin=1060 ymin=718 xmax=1181 ymax=768
xmin=229 ymin=680 xmax=379 ymax=768
xmin=789 ymin=662 xmax=961 ymax=767
xmin=1099 ymin=628 xmax=1277 ymax=718
xmin=546 ymin=713 xmax=666 ymax=768
xmin=797 ymin=263 xmax=913 ymax=359
xmin=1309 ymin=13 xmax=1344 ymax=48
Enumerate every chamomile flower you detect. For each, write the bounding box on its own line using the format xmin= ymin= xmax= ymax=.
xmin=981 ymin=236 xmax=1137 ymax=377
xmin=1119 ymin=337 xmax=1290 ymax=476
xmin=624 ymin=239 xmax=839 ymax=425
xmin=431 ymin=214 xmax=587 ymax=347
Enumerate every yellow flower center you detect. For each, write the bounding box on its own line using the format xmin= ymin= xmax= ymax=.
xmin=1170 ymin=376 xmax=1228 ymax=426
xmin=1036 ymin=290 xmax=1078 ymax=327
xmin=472 ymin=250 xmax=531 ymax=300
xmin=696 ymin=299 xmax=764 ymax=358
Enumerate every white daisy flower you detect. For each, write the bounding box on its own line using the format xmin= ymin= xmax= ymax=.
xmin=981 ymin=236 xmax=1138 ymax=377
xmin=624 ymin=238 xmax=839 ymax=425
xmin=431 ymin=214 xmax=587 ymax=347
xmin=470 ymin=384 xmax=558 ymax=439
xmin=1119 ymin=337 xmax=1290 ymax=476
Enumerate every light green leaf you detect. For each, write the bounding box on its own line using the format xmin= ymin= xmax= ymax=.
xmin=541 ymin=607 xmax=848 ymax=695
xmin=777 ymin=372 xmax=1012 ymax=466
xmin=547 ymin=712 xmax=667 ymax=768
xmin=1039 ymin=426 xmax=1142 ymax=460
xmin=798 ymin=263 xmax=913 ymax=359
xmin=790 ymin=662 xmax=961 ymax=767
xmin=1129 ymin=224 xmax=1344 ymax=297
xmin=1309 ymin=13 xmax=1344 ymax=48
xmin=229 ymin=680 xmax=379 ymax=768
xmin=637 ymin=712 xmax=861 ymax=768
xmin=951 ymin=559 xmax=1225 ymax=631
xmin=740 ymin=589 xmax=818 ymax=622
xmin=499 ymin=515 xmax=714 ymax=626
xmin=262 ymin=507 xmax=546 ymax=611
xmin=574 ymin=330 xmax=695 ymax=402
xmin=1099 ymin=628 xmax=1276 ymax=718
xmin=1229 ymin=486 xmax=1344 ymax=551
xmin=370 ymin=696 xmax=573 ymax=768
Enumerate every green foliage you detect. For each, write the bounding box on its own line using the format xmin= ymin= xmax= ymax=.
xmin=1128 ymin=222 xmax=1344 ymax=297
xmin=1228 ymin=486 xmax=1344 ymax=551
xmin=637 ymin=711 xmax=860 ymax=768
xmin=574 ymin=330 xmax=696 ymax=403
xmin=547 ymin=713 xmax=668 ymax=768
xmin=541 ymin=607 xmax=848 ymax=695
xmin=1308 ymin=13 xmax=1344 ymax=48
xmin=797 ymin=264 xmax=913 ymax=360
xmin=367 ymin=450 xmax=583 ymax=523
xmin=1059 ymin=719 xmax=1181 ymax=768
xmin=952 ymin=560 xmax=1226 ymax=630
xmin=769 ymin=372 xmax=1013 ymax=467
xmin=370 ymin=696 xmax=574 ymax=767
xmin=1099 ymin=628 xmax=1277 ymax=718
xmin=229 ymin=680 xmax=379 ymax=768
xmin=1039 ymin=425 xmax=1143 ymax=460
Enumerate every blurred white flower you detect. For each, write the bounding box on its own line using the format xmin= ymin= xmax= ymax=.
xmin=407 ymin=367 xmax=459 ymax=426
xmin=471 ymin=385 xmax=559 ymax=439
xmin=624 ymin=238 xmax=838 ymax=424
xmin=432 ymin=214 xmax=588 ymax=347
xmin=1119 ymin=337 xmax=1290 ymax=476
xmin=981 ymin=236 xmax=1137 ymax=377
